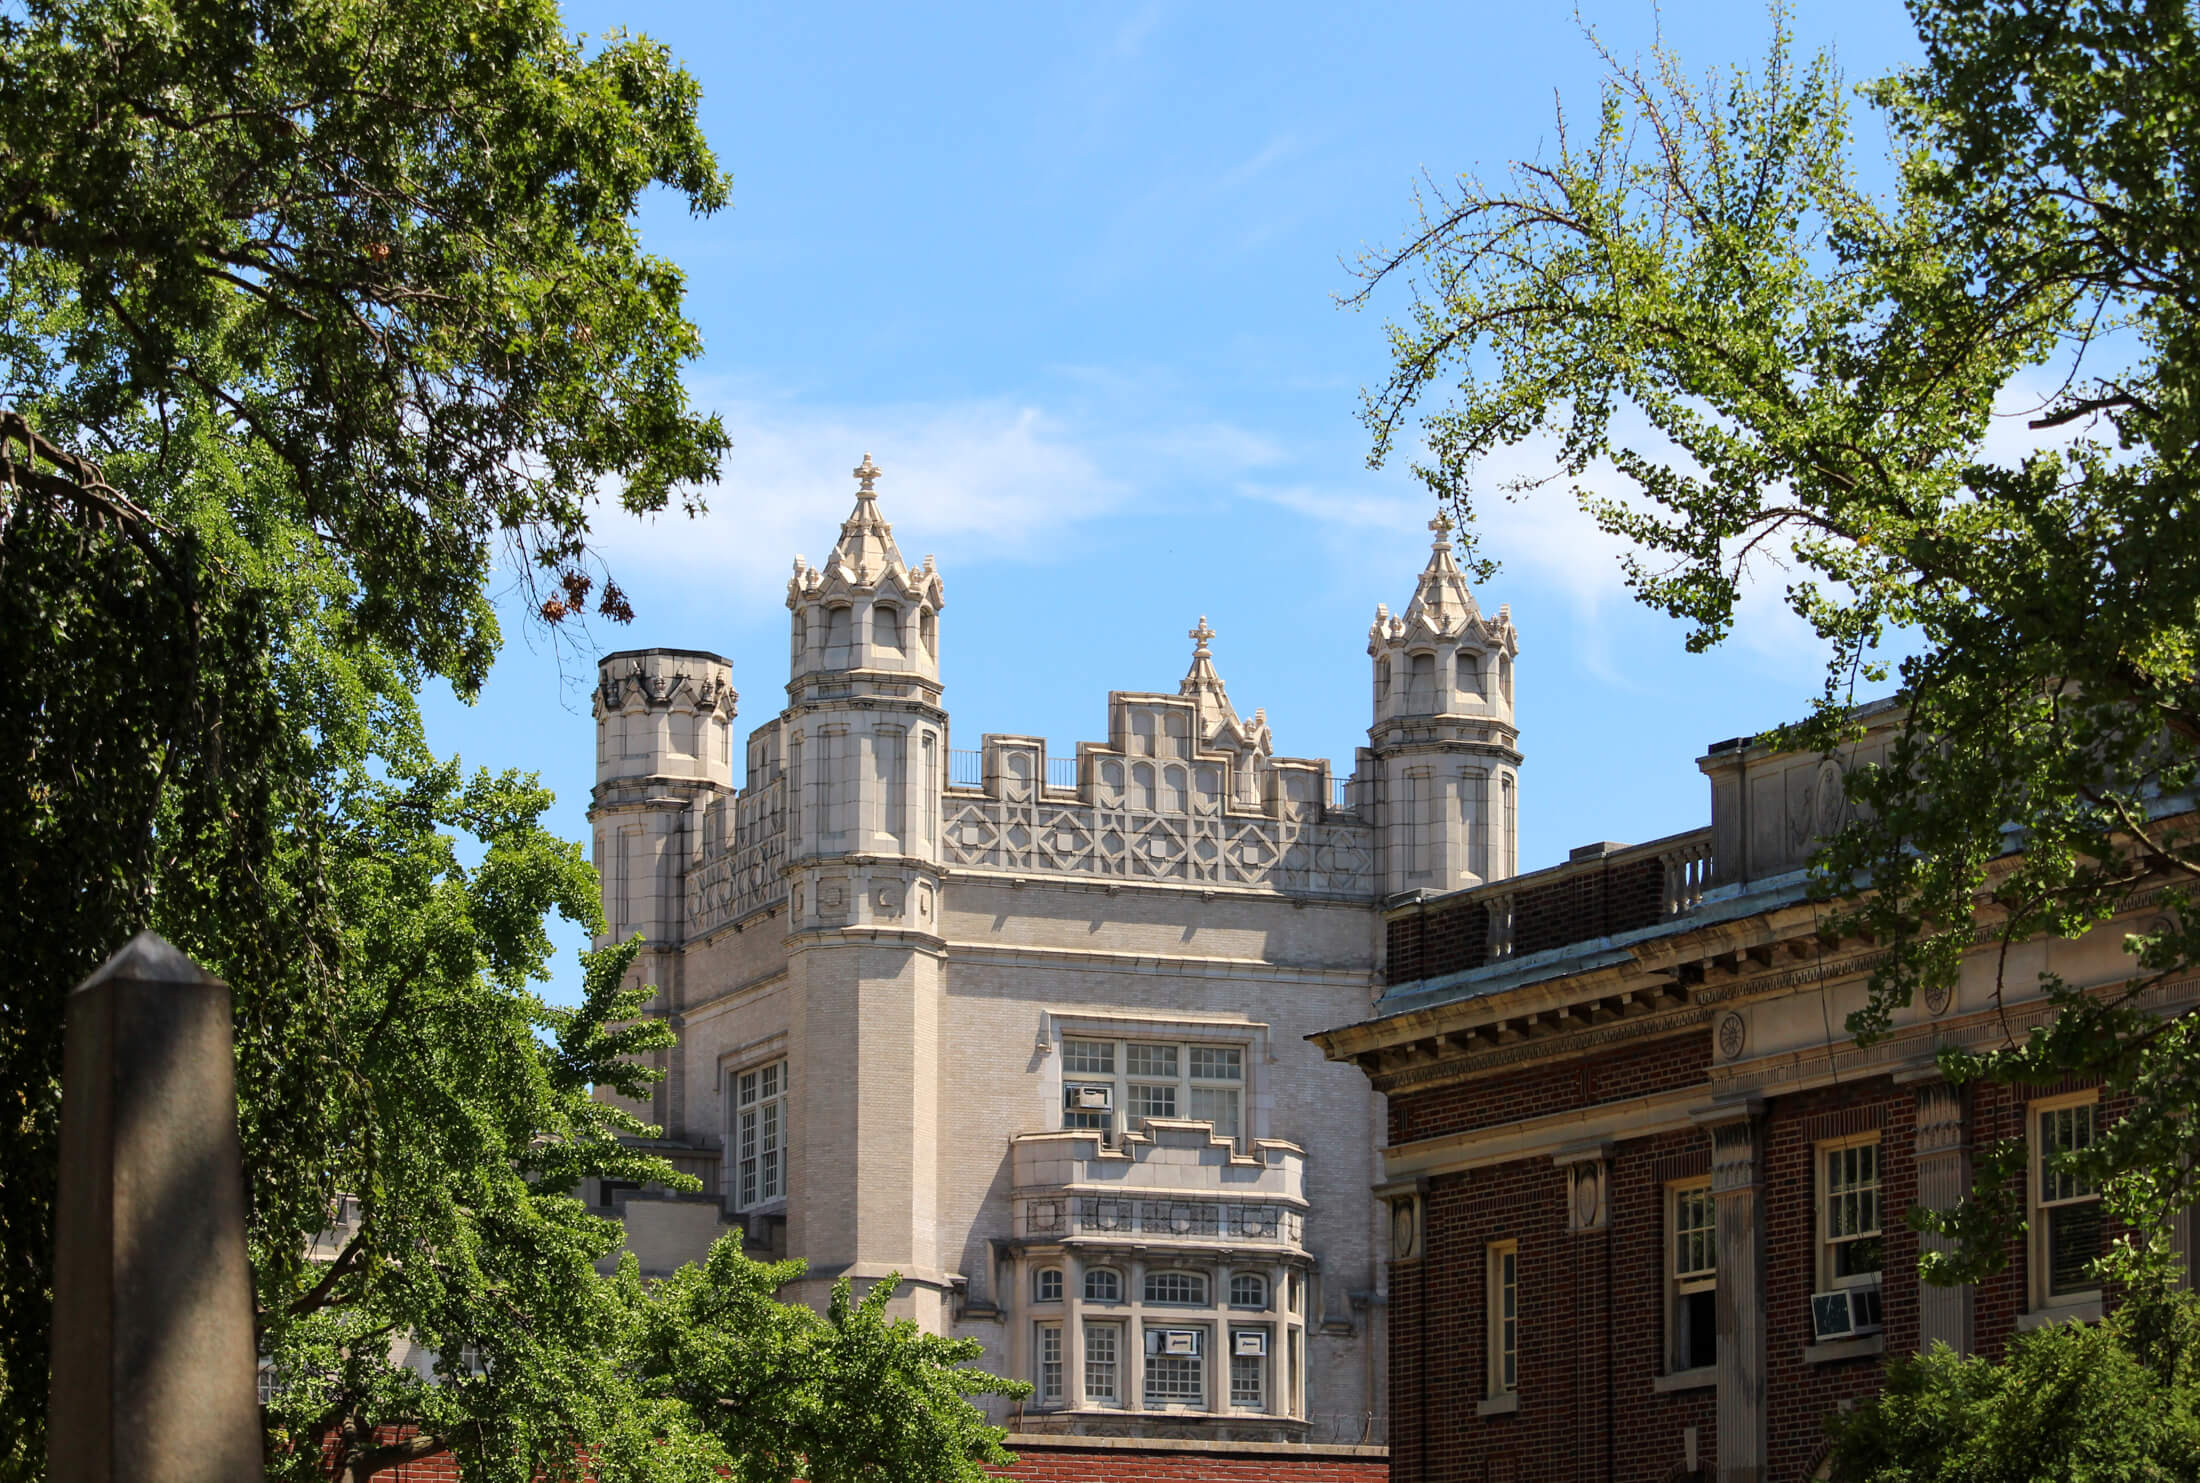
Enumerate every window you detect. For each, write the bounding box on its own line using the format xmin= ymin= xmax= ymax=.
xmin=1033 ymin=1267 xmax=1064 ymax=1304
xmin=920 ymin=608 xmax=936 ymax=656
xmin=1230 ymin=1328 xmax=1268 ymax=1409
xmin=872 ymin=603 xmax=902 ymax=653
xmin=1229 ymin=1273 xmax=1269 ymax=1309
xmin=1085 ymin=1267 xmax=1123 ymax=1303
xmin=1669 ymin=1180 xmax=1717 ymax=1372
xmin=1376 ymin=657 xmax=1391 ymax=702
xmin=1143 ymin=1325 xmax=1205 ymax=1406
xmin=1084 ymin=1321 xmax=1121 ymax=1404
xmin=823 ymin=605 xmax=851 ymax=667
xmin=1145 ymin=1271 xmax=1208 ymax=1306
xmin=1488 ymin=1241 xmax=1518 ymax=1396
xmin=734 ymin=1062 xmax=788 ymax=1209
xmin=2034 ymin=1094 xmax=2102 ymax=1303
xmin=1035 ymin=1322 xmax=1063 ymax=1406
xmin=1458 ymin=652 xmax=1484 ymax=697
xmin=1819 ymin=1137 xmax=1883 ymax=1289
xmin=1406 ymin=652 xmax=1436 ymax=713
xmin=1060 ymin=1035 xmax=1248 ymax=1144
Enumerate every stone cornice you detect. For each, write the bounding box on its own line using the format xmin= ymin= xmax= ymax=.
xmin=947 ymin=939 xmax=1372 ymax=989
xmin=1362 ymin=1001 xmax=1709 ymax=1095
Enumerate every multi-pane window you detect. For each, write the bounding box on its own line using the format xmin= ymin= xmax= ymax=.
xmin=1230 ymin=1329 xmax=1268 ymax=1409
xmin=1036 ymin=1323 xmax=1063 ymax=1406
xmin=734 ymin=1062 xmax=788 ymax=1210
xmin=1145 ymin=1271 xmax=1208 ymax=1306
xmin=1821 ymin=1138 xmax=1883 ymax=1286
xmin=1061 ymin=1036 xmax=1247 ymax=1144
xmin=1229 ymin=1273 xmax=1269 ymax=1309
xmin=1488 ymin=1242 xmax=1518 ymax=1395
xmin=1143 ymin=1326 xmax=1205 ymax=1406
xmin=1033 ymin=1267 xmax=1064 ymax=1303
xmin=1085 ymin=1268 xmax=1123 ymax=1303
xmin=1669 ymin=1180 xmax=1717 ymax=1371
xmin=1084 ymin=1322 xmax=1120 ymax=1404
xmin=2035 ymin=1096 xmax=2103 ymax=1302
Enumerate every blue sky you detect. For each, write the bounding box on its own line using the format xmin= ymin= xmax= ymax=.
xmin=425 ymin=0 xmax=1930 ymax=1001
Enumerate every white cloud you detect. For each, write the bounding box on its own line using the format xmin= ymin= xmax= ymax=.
xmin=594 ymin=398 xmax=1133 ymax=584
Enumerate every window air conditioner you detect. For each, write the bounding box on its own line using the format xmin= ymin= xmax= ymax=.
xmin=1147 ymin=1328 xmax=1203 ymax=1357
xmin=1810 ymin=1285 xmax=1884 ymax=1342
xmin=1071 ymin=1085 xmax=1112 ymax=1111
xmin=1233 ymin=1330 xmax=1268 ymax=1357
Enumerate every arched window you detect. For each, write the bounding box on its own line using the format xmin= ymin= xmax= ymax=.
xmin=872 ymin=603 xmax=903 ymax=653
xmin=1164 ymin=711 xmax=1191 ymax=757
xmin=1406 ymin=652 xmax=1436 ymax=713
xmin=1144 ymin=1271 xmax=1208 ymax=1306
xmin=1131 ymin=763 xmax=1157 ymax=812
xmin=1229 ymin=1273 xmax=1268 ymax=1309
xmin=791 ymin=613 xmax=807 ymax=659
xmin=1375 ymin=657 xmax=1391 ymax=702
xmin=823 ymin=606 xmax=852 ymax=667
xmin=1033 ymin=1268 xmax=1064 ymax=1303
xmin=1498 ymin=651 xmax=1513 ymax=704
xmin=920 ymin=608 xmax=936 ymax=656
xmin=1458 ymin=652 xmax=1483 ymax=697
xmin=1161 ymin=765 xmax=1187 ymax=813
xmin=1132 ymin=711 xmax=1156 ymax=757
xmin=1085 ymin=1268 xmax=1123 ymax=1303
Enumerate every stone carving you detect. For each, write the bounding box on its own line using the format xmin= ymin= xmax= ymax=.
xmin=1566 ymin=1159 xmax=1608 ymax=1232
xmin=1717 ymin=1011 xmax=1747 ymax=1060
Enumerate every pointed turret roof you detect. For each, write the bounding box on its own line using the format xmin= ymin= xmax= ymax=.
xmin=826 ymin=452 xmax=905 ymax=583
xmin=1399 ymin=513 xmax=1479 ymax=634
xmin=1179 ymin=615 xmax=1238 ymax=730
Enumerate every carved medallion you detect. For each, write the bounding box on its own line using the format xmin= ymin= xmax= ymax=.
xmin=1922 ymin=979 xmax=1953 ymax=1016
xmin=1390 ymin=1198 xmax=1418 ymax=1260
xmin=1717 ymin=1011 xmax=1747 ymax=1060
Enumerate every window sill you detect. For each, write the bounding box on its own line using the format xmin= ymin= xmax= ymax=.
xmin=1802 ymin=1332 xmax=1885 ymax=1365
xmin=1475 ymin=1392 xmax=1519 ymax=1417
xmin=2017 ymin=1296 xmax=2102 ymax=1330
xmin=1651 ymin=1366 xmax=1717 ymax=1393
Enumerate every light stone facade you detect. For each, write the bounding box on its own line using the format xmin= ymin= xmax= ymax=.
xmin=587 ymin=455 xmax=1523 ymax=1445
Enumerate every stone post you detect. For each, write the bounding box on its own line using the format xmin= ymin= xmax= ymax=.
xmin=1709 ymin=1115 xmax=1766 ymax=1483
xmin=49 ymin=932 xmax=262 ymax=1483
xmin=1914 ymin=1081 xmax=1975 ymax=1355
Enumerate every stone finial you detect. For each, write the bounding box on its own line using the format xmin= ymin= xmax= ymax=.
xmin=51 ymin=931 xmax=263 ymax=1482
xmin=1189 ymin=615 xmax=1215 ymax=656
xmin=854 ymin=451 xmax=882 ymax=493
xmin=1429 ymin=511 xmax=1454 ymax=542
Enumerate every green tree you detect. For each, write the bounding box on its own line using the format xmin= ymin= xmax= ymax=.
xmin=1351 ymin=0 xmax=2200 ymax=1305
xmin=0 ymin=0 xmax=1023 ymax=1476
xmin=1825 ymin=1278 xmax=2200 ymax=1482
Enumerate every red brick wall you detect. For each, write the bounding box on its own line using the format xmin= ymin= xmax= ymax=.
xmin=1384 ymin=859 xmax=1669 ymax=988
xmin=992 ymin=1444 xmax=1387 ymax=1482
xmin=1389 ymin=1034 xmax=1709 ymax=1146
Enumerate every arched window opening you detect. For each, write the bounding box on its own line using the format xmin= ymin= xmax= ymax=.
xmin=1229 ymin=1273 xmax=1269 ymax=1309
xmin=1164 ymin=711 xmax=1191 ymax=757
xmin=1132 ymin=763 xmax=1157 ymax=812
xmin=1144 ymin=1271 xmax=1208 ymax=1306
xmin=920 ymin=608 xmax=936 ymax=656
xmin=872 ymin=603 xmax=903 ymax=653
xmin=1161 ymin=765 xmax=1187 ymax=813
xmin=823 ymin=606 xmax=852 ymax=667
xmin=1375 ymin=657 xmax=1391 ymax=702
xmin=1498 ymin=650 xmax=1513 ymax=704
xmin=1033 ymin=1267 xmax=1064 ymax=1303
xmin=1458 ymin=651 xmax=1483 ymax=697
xmin=1132 ymin=711 xmax=1156 ymax=757
xmin=1406 ymin=652 xmax=1436 ymax=713
xmin=1085 ymin=1268 xmax=1124 ymax=1303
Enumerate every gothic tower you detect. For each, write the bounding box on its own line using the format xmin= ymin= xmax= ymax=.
xmin=779 ymin=453 xmax=954 ymax=1323
xmin=590 ymin=647 xmax=739 ymax=1134
xmin=1363 ymin=515 xmax=1520 ymax=896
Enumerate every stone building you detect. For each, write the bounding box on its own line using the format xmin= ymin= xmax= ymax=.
xmin=1314 ymin=701 xmax=2197 ymax=1483
xmin=584 ymin=454 xmax=1522 ymax=1475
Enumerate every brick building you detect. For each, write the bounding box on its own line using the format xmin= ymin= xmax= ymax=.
xmin=1314 ymin=703 xmax=2196 ymax=1483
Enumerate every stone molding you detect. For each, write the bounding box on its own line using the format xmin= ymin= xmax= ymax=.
xmin=1363 ymin=1001 xmax=1707 ymax=1094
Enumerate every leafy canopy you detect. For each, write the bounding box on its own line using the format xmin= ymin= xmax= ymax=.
xmin=1353 ymin=0 xmax=2200 ymax=1301
xmin=0 ymin=0 xmax=1022 ymax=1477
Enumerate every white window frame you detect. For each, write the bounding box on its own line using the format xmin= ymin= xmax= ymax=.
xmin=1084 ymin=1266 xmax=1124 ymax=1304
xmin=1059 ymin=1034 xmax=1246 ymax=1145
xmin=1816 ymin=1133 xmax=1884 ymax=1293
xmin=1487 ymin=1241 xmax=1518 ymax=1397
xmin=1032 ymin=1266 xmax=1064 ymax=1305
xmin=1667 ymin=1178 xmax=1717 ymax=1374
xmin=1035 ymin=1321 xmax=1064 ymax=1408
xmin=1228 ymin=1272 xmax=1269 ymax=1310
xmin=732 ymin=1061 xmax=788 ymax=1211
xmin=2030 ymin=1091 xmax=2104 ymax=1311
xmin=1084 ymin=1319 xmax=1122 ymax=1406
xmin=1141 ymin=1321 xmax=1208 ymax=1409
xmin=1228 ymin=1325 xmax=1270 ymax=1411
xmin=1143 ymin=1269 xmax=1209 ymax=1307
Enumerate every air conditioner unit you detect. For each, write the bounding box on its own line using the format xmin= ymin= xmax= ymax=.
xmin=1233 ymin=1330 xmax=1268 ymax=1357
xmin=1146 ymin=1328 xmax=1203 ymax=1357
xmin=1071 ymin=1085 xmax=1113 ymax=1111
xmin=1810 ymin=1285 xmax=1884 ymax=1342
